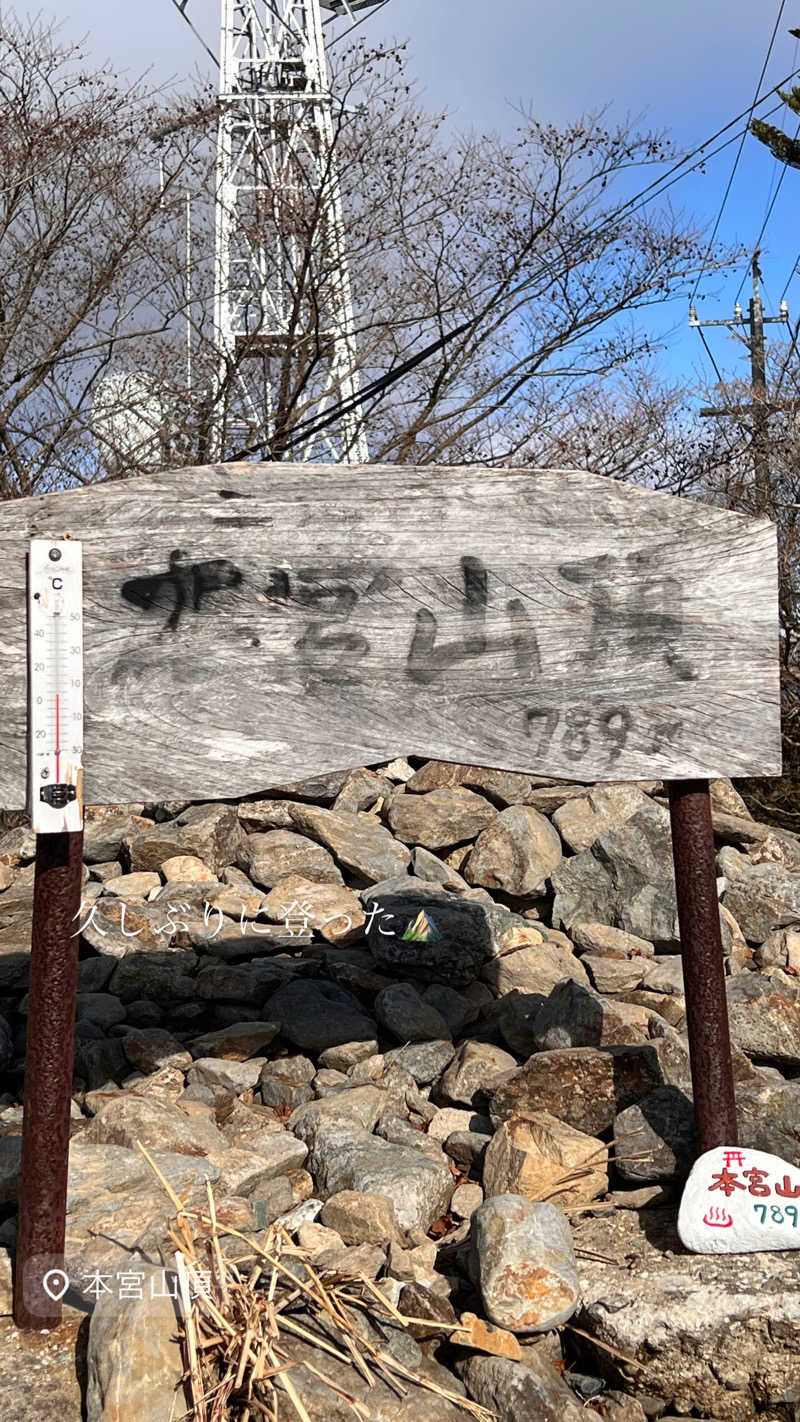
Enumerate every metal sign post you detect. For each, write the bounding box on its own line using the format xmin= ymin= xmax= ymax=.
xmin=668 ymin=780 xmax=738 ymax=1153
xmin=14 ymin=540 xmax=84 ymax=1329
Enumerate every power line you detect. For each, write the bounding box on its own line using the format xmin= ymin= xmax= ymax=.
xmin=160 ymin=5 xmax=800 ymax=264
xmin=778 ymin=110 xmax=800 ymax=306
xmin=579 ymin=70 xmax=800 ymax=250
xmin=691 ymin=0 xmax=788 ymax=305
xmin=751 ymin=35 xmax=800 ymax=397
xmin=159 ymin=8 xmax=799 ymax=343
xmin=237 ymin=87 xmax=800 ymax=460
xmin=164 ymin=0 xmax=392 ymax=67
xmin=166 ymin=0 xmax=219 ymax=68
xmin=735 ymin=29 xmax=800 ymax=306
xmin=781 ymin=252 xmax=800 ymax=302
xmin=160 ymin=1 xmax=800 ymax=423
xmin=773 ymin=319 xmax=799 ymax=399
xmin=325 ymin=0 xmax=392 ymax=47
xmin=227 ymin=70 xmax=800 ymax=461
xmin=629 ymin=93 xmax=794 ymax=228
xmin=697 ymin=325 xmax=726 ymax=387
xmin=733 ymin=119 xmax=800 ymax=306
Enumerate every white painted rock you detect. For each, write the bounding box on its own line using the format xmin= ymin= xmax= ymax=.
xmin=678 ymin=1145 xmax=800 ymax=1253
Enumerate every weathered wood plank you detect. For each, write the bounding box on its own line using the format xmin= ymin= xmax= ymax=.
xmin=0 ymin=463 xmax=781 ymax=805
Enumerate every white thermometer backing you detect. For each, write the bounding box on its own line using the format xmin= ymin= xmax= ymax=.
xmin=27 ymin=539 xmax=84 ymax=833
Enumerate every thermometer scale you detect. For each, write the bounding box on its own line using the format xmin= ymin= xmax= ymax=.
xmin=27 ymin=538 xmax=84 ymax=833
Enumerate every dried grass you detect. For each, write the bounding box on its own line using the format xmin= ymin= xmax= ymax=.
xmin=138 ymin=1145 xmax=496 ymax=1422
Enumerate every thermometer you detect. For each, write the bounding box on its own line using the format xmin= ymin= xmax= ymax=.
xmin=27 ymin=539 xmax=84 ymax=833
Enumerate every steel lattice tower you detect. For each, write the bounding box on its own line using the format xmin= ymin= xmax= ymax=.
xmin=214 ymin=0 xmax=380 ymax=461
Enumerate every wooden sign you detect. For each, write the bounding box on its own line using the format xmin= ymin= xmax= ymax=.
xmin=0 ymin=462 xmax=780 ymax=806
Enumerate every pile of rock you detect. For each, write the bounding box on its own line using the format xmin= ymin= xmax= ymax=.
xmin=1 ymin=761 xmax=799 ymax=1421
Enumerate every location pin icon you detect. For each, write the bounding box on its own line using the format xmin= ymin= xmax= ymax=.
xmin=42 ymin=1270 xmax=70 ymax=1303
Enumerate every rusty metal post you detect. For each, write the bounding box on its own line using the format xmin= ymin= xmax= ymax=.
xmin=667 ymin=780 xmax=738 ymax=1153
xmin=14 ymin=829 xmax=83 ymax=1330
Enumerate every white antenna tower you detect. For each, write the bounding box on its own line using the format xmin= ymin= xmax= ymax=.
xmin=213 ymin=0 xmax=383 ymax=461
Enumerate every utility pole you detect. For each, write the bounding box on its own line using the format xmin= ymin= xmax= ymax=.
xmin=690 ymin=252 xmax=789 ymax=514
xmin=748 ymin=254 xmax=769 ymax=505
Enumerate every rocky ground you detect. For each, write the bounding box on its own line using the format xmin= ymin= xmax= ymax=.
xmin=0 ymin=761 xmax=799 ymax=1420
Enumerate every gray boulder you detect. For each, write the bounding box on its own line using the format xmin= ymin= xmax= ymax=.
xmin=457 ymin=1354 xmax=588 ymax=1422
xmin=187 ymin=1056 xmax=267 ymax=1093
xmin=551 ymin=799 xmax=681 ymax=948
xmin=575 ymin=1205 xmax=800 ymax=1420
xmin=109 ymin=950 xmax=197 ymax=1003
xmin=582 ymin=954 xmax=646 ymax=994
xmin=570 ymin=922 xmax=655 ymax=957
xmin=75 ymin=992 xmax=127 ymax=1030
xmin=82 ymin=1094 xmax=228 ymax=1158
xmin=337 ymin=1137 xmax=453 ymax=1234
xmin=261 ymin=767 xmax=351 ymax=802
xmin=421 ymin=983 xmax=481 ymax=1036
xmin=465 ymin=805 xmax=563 ymax=895
xmin=74 ymin=1035 xmax=130 ymax=1091
xmin=289 ymin=803 xmax=411 ymax=884
xmin=526 ymin=979 xmax=649 ymax=1053
xmin=489 ymin=1041 xmax=690 ymax=1136
xmin=287 ymin=1083 xmax=451 ymax=1235
xmin=126 ymin=802 xmax=245 ymax=876
xmin=363 ymin=876 xmax=512 ymax=986
xmin=63 ymin=1142 xmax=219 ymax=1278
xmin=83 ymin=807 xmax=152 ymax=864
xmin=80 ymin=899 xmax=175 ymax=958
xmin=86 ymin=1265 xmax=186 ymax=1422
xmin=551 ymin=784 xmax=650 ymax=854
xmin=268 ymin=1327 xmax=467 ymax=1421
xmin=726 ymin=971 xmax=800 ymax=1065
xmin=265 ymin=979 xmax=378 ymax=1054
xmin=737 ymin=1077 xmax=800 ymax=1160
xmin=375 ymin=982 xmax=452 ymax=1043
xmin=188 ymin=1020 xmax=280 ymax=1060
xmin=639 ymin=955 xmax=685 ymax=996
xmin=440 ymin=1040 xmax=518 ymax=1106
xmin=307 ymin=1128 xmax=452 ymax=1235
xmin=237 ymin=799 xmax=296 ymax=830
xmin=387 ymin=786 xmax=496 ymax=849
xmin=259 ymin=1056 xmax=316 ymax=1112
xmin=411 ymin=846 xmax=473 ymax=891
xmin=289 ymin=1085 xmax=387 ymax=1148
xmin=723 ymin=853 xmax=800 ymax=943
xmin=332 ymin=768 xmax=394 ymax=813
xmin=481 ymin=938 xmax=588 ymax=998
xmin=0 ymin=824 xmax=37 ymax=865
xmin=614 ymin=1085 xmax=697 ymax=1182
xmin=405 ymin=761 xmax=531 ymax=805
xmin=471 ymin=1195 xmax=579 ymax=1333
xmin=320 ymin=1189 xmax=407 ymax=1246
xmin=383 ymin=1039 xmax=456 ymax=1084
xmin=238 ymin=828 xmax=342 ymax=888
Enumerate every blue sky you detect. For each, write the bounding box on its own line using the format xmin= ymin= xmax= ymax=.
xmin=13 ymin=0 xmax=800 ymax=394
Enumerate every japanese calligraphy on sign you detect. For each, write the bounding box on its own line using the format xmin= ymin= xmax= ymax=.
xmin=0 ymin=461 xmax=780 ymax=805
xmin=678 ymin=1145 xmax=800 ymax=1253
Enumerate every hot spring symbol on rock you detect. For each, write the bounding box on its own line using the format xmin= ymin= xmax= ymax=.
xmin=402 ymin=911 xmax=440 ymax=943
